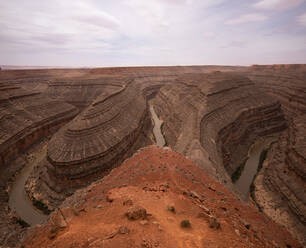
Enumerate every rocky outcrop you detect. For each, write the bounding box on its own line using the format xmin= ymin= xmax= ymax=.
xmin=22 ymin=146 xmax=301 ymax=248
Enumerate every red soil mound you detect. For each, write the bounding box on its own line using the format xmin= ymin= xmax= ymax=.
xmin=23 ymin=146 xmax=301 ymax=248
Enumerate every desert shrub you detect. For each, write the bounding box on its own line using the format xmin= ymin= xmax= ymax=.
xmin=180 ymin=219 xmax=191 ymax=228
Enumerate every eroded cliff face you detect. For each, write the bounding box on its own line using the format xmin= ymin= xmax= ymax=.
xmin=0 ymin=80 xmax=78 ymax=246
xmin=26 ymin=80 xmax=155 ymax=209
xmin=0 ymin=66 xmax=305 ymax=247
xmin=22 ymin=146 xmax=301 ymax=248
xmin=0 ymin=84 xmax=79 ymax=167
xmin=254 ymin=117 xmax=306 ymax=245
xmin=247 ymin=66 xmax=306 ymax=245
xmin=45 ymin=77 xmax=125 ymax=109
xmin=153 ymin=72 xmax=287 ymax=186
xmin=247 ymin=67 xmax=306 ymax=117
xmin=24 ymin=71 xmax=219 ymax=210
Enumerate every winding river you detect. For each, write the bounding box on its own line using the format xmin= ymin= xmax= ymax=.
xmin=235 ymin=138 xmax=275 ymax=200
xmin=150 ymin=104 xmax=166 ymax=147
xmin=9 ymin=145 xmax=48 ymax=226
xmin=9 ymin=104 xmax=166 ymax=226
xmin=9 ymin=104 xmax=272 ymax=224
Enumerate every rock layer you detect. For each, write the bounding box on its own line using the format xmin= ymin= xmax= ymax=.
xmin=153 ymin=72 xmax=287 ymax=185
xmin=0 ymin=80 xmax=78 ymax=247
xmin=0 ymin=83 xmax=78 ymax=167
xmin=0 ymin=66 xmax=305 ymax=247
xmin=249 ymin=66 xmax=306 ymax=245
xmin=26 ymin=80 xmax=154 ymax=209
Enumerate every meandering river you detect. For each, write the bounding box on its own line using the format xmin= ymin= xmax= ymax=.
xmin=9 ymin=105 xmax=167 ymax=226
xmin=9 ymin=105 xmax=273 ymax=224
xmin=235 ymin=138 xmax=275 ymax=200
xmin=9 ymin=145 xmax=48 ymax=226
xmin=150 ymin=104 xmax=166 ymax=147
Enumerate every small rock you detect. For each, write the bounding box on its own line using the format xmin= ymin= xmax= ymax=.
xmin=235 ymin=229 xmax=240 ymax=236
xmin=208 ymin=185 xmax=216 ymax=192
xmin=167 ymin=205 xmax=176 ymax=213
xmin=140 ymin=220 xmax=149 ymax=225
xmin=126 ymin=205 xmax=147 ymax=220
xmin=197 ymin=211 xmax=220 ymax=229
xmin=106 ymin=193 xmax=114 ymax=202
xmin=94 ymin=204 xmax=103 ymax=209
xmin=208 ymin=215 xmax=220 ymax=229
xmin=190 ymin=191 xmax=200 ymax=199
xmin=199 ymin=205 xmax=210 ymax=214
xmin=123 ymin=199 xmax=133 ymax=206
xmin=118 ymin=226 xmax=130 ymax=234
xmin=50 ymin=209 xmax=67 ymax=229
xmin=241 ymin=219 xmax=251 ymax=229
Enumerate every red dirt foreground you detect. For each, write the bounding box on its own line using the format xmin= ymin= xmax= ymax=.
xmin=23 ymin=146 xmax=302 ymax=248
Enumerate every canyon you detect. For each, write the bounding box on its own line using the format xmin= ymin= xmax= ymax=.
xmin=0 ymin=65 xmax=305 ymax=247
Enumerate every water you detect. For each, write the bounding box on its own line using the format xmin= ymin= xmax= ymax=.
xmin=150 ymin=104 xmax=166 ymax=147
xmin=9 ymin=146 xmax=48 ymax=226
xmin=235 ymin=138 xmax=275 ymax=200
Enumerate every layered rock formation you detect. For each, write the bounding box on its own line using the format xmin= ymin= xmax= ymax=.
xmin=153 ymin=72 xmax=287 ymax=186
xmin=247 ymin=66 xmax=306 ymax=117
xmin=22 ymin=146 xmax=301 ymax=248
xmin=247 ymin=66 xmax=306 ymax=245
xmin=26 ymin=80 xmax=155 ymax=209
xmin=0 ymin=66 xmax=305 ymax=247
xmin=0 ymin=80 xmax=78 ymax=247
xmin=45 ymin=77 xmax=125 ymax=109
xmin=0 ymin=83 xmax=78 ymax=167
xmin=25 ymin=72 xmax=201 ymax=210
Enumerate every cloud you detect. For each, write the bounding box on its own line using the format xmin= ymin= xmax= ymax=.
xmin=253 ymin=0 xmax=305 ymax=10
xmin=0 ymin=0 xmax=121 ymax=53
xmin=297 ymin=13 xmax=306 ymax=26
xmin=225 ymin=13 xmax=268 ymax=25
xmin=157 ymin=0 xmax=192 ymax=5
xmin=0 ymin=0 xmax=305 ymax=66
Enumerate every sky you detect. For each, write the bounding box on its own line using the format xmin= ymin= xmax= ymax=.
xmin=0 ymin=0 xmax=306 ymax=67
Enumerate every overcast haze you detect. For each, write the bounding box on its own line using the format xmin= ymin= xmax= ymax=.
xmin=1 ymin=0 xmax=306 ymax=67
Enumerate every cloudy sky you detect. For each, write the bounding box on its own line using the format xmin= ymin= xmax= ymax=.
xmin=0 ymin=0 xmax=306 ymax=67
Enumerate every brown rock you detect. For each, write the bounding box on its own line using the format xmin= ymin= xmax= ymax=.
xmin=126 ymin=206 xmax=147 ymax=220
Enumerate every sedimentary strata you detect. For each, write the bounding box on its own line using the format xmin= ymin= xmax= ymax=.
xmin=45 ymin=77 xmax=125 ymax=109
xmin=0 ymin=66 xmax=305 ymax=247
xmin=153 ymin=72 xmax=287 ymax=186
xmin=26 ymin=80 xmax=154 ymax=209
xmin=248 ymin=65 xmax=306 ymax=117
xmin=0 ymin=81 xmax=78 ymax=247
xmin=0 ymin=83 xmax=78 ymax=167
xmin=249 ymin=66 xmax=306 ymax=245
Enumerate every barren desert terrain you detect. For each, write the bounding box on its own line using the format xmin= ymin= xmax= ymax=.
xmin=0 ymin=65 xmax=305 ymax=247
